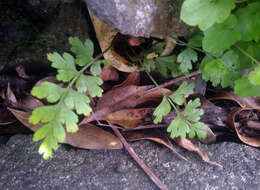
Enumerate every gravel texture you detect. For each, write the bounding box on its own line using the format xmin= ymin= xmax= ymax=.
xmin=0 ymin=134 xmax=259 ymax=190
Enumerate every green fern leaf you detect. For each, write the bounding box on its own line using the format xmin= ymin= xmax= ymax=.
xmin=177 ymin=48 xmax=198 ymax=73
xmin=64 ymin=89 xmax=92 ymax=116
xmin=47 ymin=52 xmax=77 ymax=82
xmin=31 ymin=82 xmax=65 ymax=103
xmin=76 ymin=74 xmax=103 ymax=97
xmin=169 ymin=81 xmax=194 ymax=105
xmin=69 ymin=37 xmax=94 ymax=66
xmin=153 ymin=97 xmax=171 ymax=124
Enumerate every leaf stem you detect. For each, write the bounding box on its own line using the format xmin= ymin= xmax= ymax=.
xmin=235 ymin=45 xmax=259 ymax=66
xmin=145 ymin=70 xmax=180 ymax=114
xmin=170 ymin=36 xmax=217 ymax=59
xmin=58 ymin=45 xmax=112 ymax=106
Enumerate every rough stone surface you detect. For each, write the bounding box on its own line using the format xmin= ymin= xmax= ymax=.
xmin=0 ymin=134 xmax=259 ymax=190
xmin=1 ymin=0 xmax=91 ymax=74
xmin=84 ymin=0 xmax=193 ymax=39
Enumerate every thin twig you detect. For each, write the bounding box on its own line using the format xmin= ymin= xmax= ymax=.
xmin=122 ymin=124 xmax=167 ymax=131
xmin=110 ymin=123 xmax=168 ymax=190
xmin=95 ymin=121 xmax=125 ymax=130
xmin=97 ymin=122 xmax=166 ymax=131
xmin=144 ymin=71 xmax=200 ymax=95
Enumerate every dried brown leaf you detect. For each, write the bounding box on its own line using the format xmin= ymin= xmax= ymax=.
xmin=99 ymin=65 xmax=119 ymax=82
xmin=8 ymin=108 xmax=40 ymax=131
xmin=8 ymin=108 xmax=122 ymax=149
xmin=174 ymin=137 xmax=222 ymax=167
xmin=115 ymin=72 xmax=140 ymax=87
xmin=105 ymin=108 xmax=154 ymax=129
xmin=210 ymin=91 xmax=260 ymax=109
xmin=124 ymin=130 xmax=187 ymax=161
xmin=22 ymin=95 xmax=44 ymax=111
xmin=228 ymin=108 xmax=260 ymax=147
xmin=80 ymin=85 xmax=153 ymax=124
xmin=66 ymin=124 xmax=122 ymax=149
xmin=137 ymin=88 xmax=172 ymax=105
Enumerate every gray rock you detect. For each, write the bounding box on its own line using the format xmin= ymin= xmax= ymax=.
xmin=2 ymin=1 xmax=90 ymax=74
xmin=0 ymin=134 xmax=259 ymax=190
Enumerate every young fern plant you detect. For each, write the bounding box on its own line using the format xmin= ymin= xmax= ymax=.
xmin=148 ymin=71 xmax=206 ymax=139
xmin=29 ymin=37 xmax=108 ymax=159
xmin=130 ymin=41 xmax=206 ymax=140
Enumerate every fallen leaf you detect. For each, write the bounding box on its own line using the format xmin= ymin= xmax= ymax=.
xmin=228 ymin=107 xmax=260 ymax=147
xmin=137 ymin=88 xmax=172 ymax=105
xmin=115 ymin=72 xmax=140 ymax=87
xmin=66 ymin=124 xmax=122 ymax=149
xmin=105 ymin=108 xmax=154 ymax=129
xmin=124 ymin=130 xmax=187 ymax=161
xmin=22 ymin=95 xmax=44 ymax=111
xmin=80 ymin=85 xmax=153 ymax=124
xmin=210 ymin=91 xmax=260 ymax=109
xmin=97 ymin=85 xmax=153 ymax=110
xmin=8 ymin=108 xmax=41 ymax=131
xmin=99 ymin=65 xmax=119 ymax=82
xmin=174 ymin=137 xmax=222 ymax=167
xmin=8 ymin=108 xmax=123 ymax=149
xmin=6 ymin=84 xmax=17 ymax=104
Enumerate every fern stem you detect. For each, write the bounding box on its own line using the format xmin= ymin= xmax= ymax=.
xmin=145 ymin=70 xmax=180 ymax=114
xmin=170 ymin=36 xmax=217 ymax=59
xmin=58 ymin=45 xmax=112 ymax=106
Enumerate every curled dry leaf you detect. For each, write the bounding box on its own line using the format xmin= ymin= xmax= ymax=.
xmin=99 ymin=65 xmax=119 ymax=82
xmin=124 ymin=130 xmax=187 ymax=161
xmin=210 ymin=92 xmax=260 ymax=146
xmin=105 ymin=108 xmax=154 ymax=129
xmin=66 ymin=124 xmax=122 ymax=149
xmin=8 ymin=108 xmax=122 ymax=150
xmin=228 ymin=107 xmax=260 ymax=147
xmin=174 ymin=137 xmax=222 ymax=167
xmin=210 ymin=91 xmax=260 ymax=109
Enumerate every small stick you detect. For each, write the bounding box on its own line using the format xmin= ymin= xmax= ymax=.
xmin=110 ymin=123 xmax=168 ymax=190
xmin=122 ymin=124 xmax=167 ymax=131
xmin=144 ymin=71 xmax=200 ymax=95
